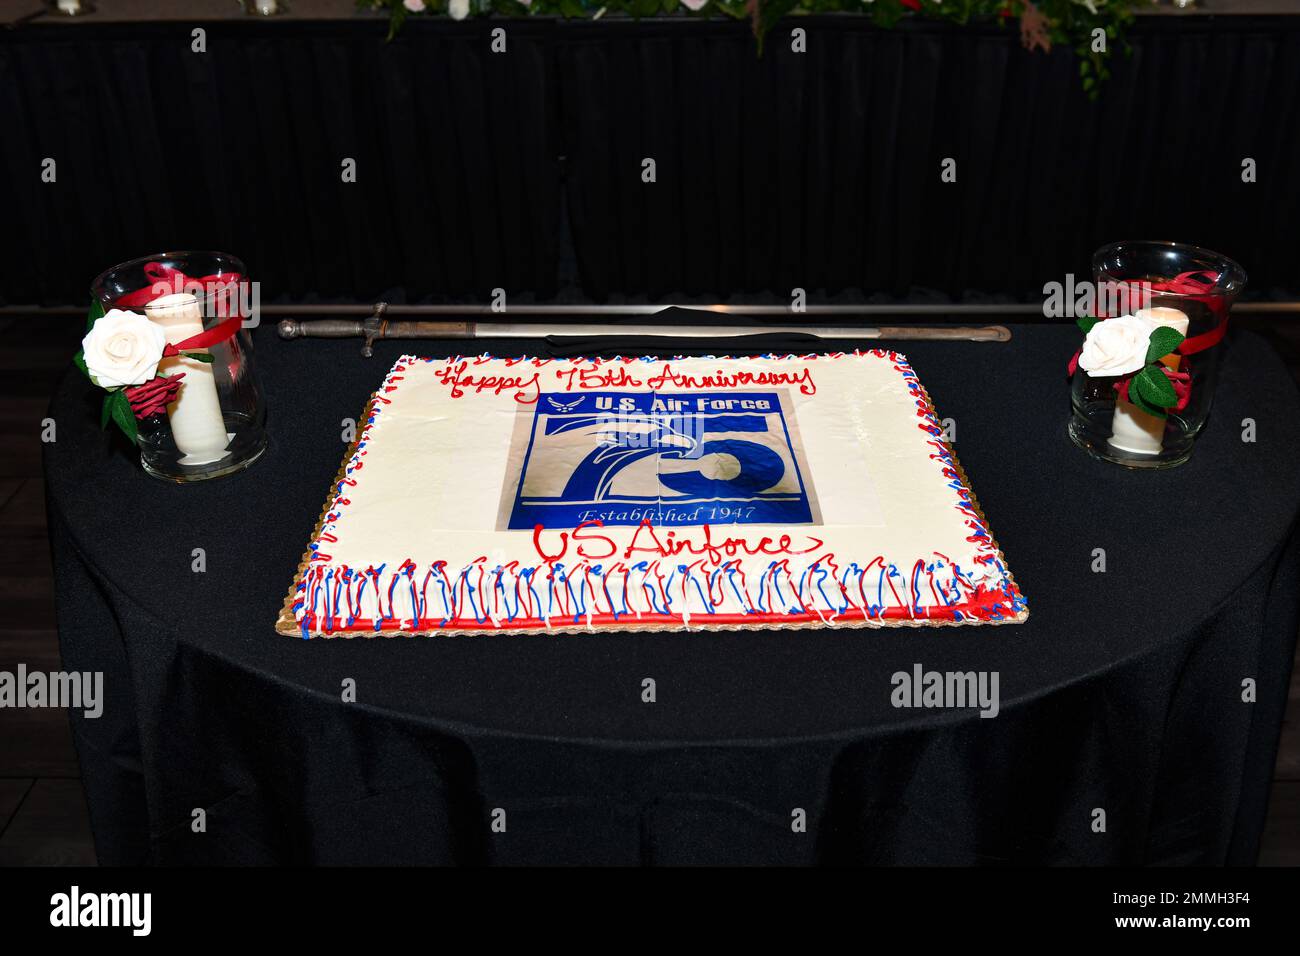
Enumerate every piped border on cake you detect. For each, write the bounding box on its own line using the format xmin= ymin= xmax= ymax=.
xmin=276 ymin=351 xmax=1028 ymax=638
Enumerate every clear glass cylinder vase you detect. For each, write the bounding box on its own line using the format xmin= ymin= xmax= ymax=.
xmin=91 ymin=251 xmax=267 ymax=482
xmin=1068 ymin=241 xmax=1246 ymax=469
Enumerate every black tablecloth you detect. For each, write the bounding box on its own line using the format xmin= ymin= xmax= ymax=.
xmin=45 ymin=322 xmax=1300 ymax=865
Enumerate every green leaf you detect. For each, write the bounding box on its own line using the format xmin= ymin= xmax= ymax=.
xmin=108 ymin=390 xmax=139 ymax=445
xmin=1133 ymin=364 xmax=1178 ymax=408
xmin=1145 ymin=325 xmax=1185 ymax=364
xmin=85 ymin=298 xmax=105 ymax=333
xmin=383 ymin=1 xmax=406 ymax=41
xmin=73 ymin=350 xmax=89 ymax=380
xmin=1076 ymin=316 xmax=1099 ymax=335
xmin=1125 ymin=382 xmax=1166 ymax=420
xmin=180 ymin=351 xmax=214 ymax=364
xmin=100 ymin=393 xmax=113 ymax=430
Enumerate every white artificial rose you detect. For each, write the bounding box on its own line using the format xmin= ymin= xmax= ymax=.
xmin=448 ymin=0 xmax=469 ymax=19
xmin=81 ymin=309 xmax=168 ymax=389
xmin=1077 ymin=314 xmax=1152 ymax=378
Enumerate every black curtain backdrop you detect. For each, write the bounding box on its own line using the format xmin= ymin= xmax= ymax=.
xmin=0 ymin=19 xmax=561 ymax=304
xmin=1 ymin=15 xmax=1297 ymax=305
xmin=560 ymin=16 xmax=1300 ymax=300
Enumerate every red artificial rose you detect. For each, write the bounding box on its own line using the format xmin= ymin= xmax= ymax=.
xmin=901 ymin=0 xmax=922 ymax=9
xmin=124 ymin=373 xmax=186 ymax=420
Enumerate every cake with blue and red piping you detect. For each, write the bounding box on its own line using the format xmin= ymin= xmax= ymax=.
xmin=277 ymin=351 xmax=1027 ymax=637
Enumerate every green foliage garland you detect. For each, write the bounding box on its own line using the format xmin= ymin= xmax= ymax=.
xmin=360 ymin=0 xmax=1141 ymax=93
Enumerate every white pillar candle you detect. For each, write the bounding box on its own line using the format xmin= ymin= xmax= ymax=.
xmin=145 ymin=293 xmax=232 ymax=466
xmin=1108 ymin=307 xmax=1190 ymax=456
xmin=1135 ymin=307 xmax=1192 ymax=346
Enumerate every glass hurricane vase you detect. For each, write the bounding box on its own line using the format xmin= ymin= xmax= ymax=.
xmin=1068 ymin=240 xmax=1246 ymax=469
xmin=91 ymin=251 xmax=266 ymax=482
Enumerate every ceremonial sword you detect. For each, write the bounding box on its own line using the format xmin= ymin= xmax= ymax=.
xmin=277 ymin=305 xmax=1012 ymax=358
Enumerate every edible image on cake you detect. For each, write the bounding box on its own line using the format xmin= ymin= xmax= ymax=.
xmin=499 ymin=390 xmax=820 ymax=531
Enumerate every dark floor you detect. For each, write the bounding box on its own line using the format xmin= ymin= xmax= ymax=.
xmin=0 ymin=312 xmax=1297 ymax=866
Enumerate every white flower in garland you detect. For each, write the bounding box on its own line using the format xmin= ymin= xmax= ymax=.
xmin=81 ymin=309 xmax=168 ymax=389
xmin=681 ymin=0 xmax=708 ymax=9
xmin=447 ymin=0 xmax=469 ymax=19
xmin=403 ymin=0 xmax=425 ymax=11
xmin=1077 ymin=314 xmax=1152 ymax=378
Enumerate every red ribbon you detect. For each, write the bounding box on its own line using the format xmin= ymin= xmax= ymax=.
xmin=1128 ymin=269 xmax=1229 ymax=355
xmin=1068 ymin=269 xmax=1231 ymax=377
xmin=163 ymin=315 xmax=244 ymax=356
xmin=114 ymin=262 xmax=247 ymax=356
xmin=115 ymin=262 xmax=245 ymax=311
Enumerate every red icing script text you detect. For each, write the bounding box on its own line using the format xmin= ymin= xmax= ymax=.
xmin=434 ymin=359 xmax=817 ymax=404
xmin=533 ymin=519 xmax=826 ymax=566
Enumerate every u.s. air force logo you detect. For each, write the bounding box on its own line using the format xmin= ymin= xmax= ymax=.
xmin=502 ymin=391 xmax=819 ymax=529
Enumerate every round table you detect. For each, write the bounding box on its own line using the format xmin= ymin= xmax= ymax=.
xmin=46 ymin=322 xmax=1300 ymax=865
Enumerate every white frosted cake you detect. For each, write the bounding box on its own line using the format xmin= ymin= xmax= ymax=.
xmin=279 ymin=351 xmax=1026 ymax=637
